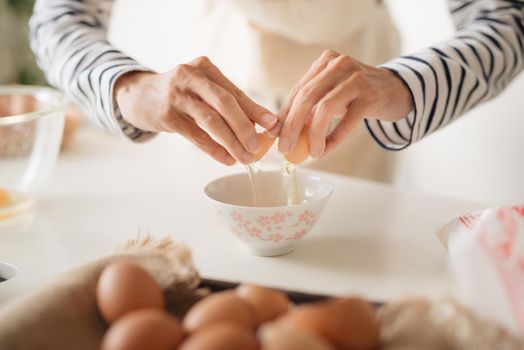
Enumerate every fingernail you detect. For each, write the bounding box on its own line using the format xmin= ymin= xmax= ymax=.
xmin=262 ymin=113 xmax=277 ymax=126
xmin=225 ymin=155 xmax=236 ymax=165
xmin=310 ymin=145 xmax=323 ymax=159
xmin=279 ymin=137 xmax=291 ymax=153
xmin=267 ymin=122 xmax=282 ymax=138
xmin=241 ymin=151 xmax=253 ymax=164
xmin=333 ymin=112 xmax=345 ymax=121
xmin=247 ymin=135 xmax=261 ymax=152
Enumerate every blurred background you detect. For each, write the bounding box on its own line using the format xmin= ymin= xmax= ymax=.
xmin=0 ymin=0 xmax=46 ymax=85
xmin=1 ymin=0 xmax=523 ymax=205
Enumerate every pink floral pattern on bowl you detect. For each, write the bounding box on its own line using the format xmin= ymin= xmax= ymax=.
xmin=227 ymin=209 xmax=317 ymax=242
xmin=213 ymin=201 xmax=328 ymax=257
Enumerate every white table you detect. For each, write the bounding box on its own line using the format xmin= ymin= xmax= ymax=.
xmin=0 ymin=127 xmax=488 ymax=305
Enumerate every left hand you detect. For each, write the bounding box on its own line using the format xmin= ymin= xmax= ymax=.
xmin=275 ymin=50 xmax=413 ymax=158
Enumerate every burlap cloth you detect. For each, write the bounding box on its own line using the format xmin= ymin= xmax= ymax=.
xmin=379 ymin=298 xmax=524 ymax=350
xmin=0 ymin=237 xmax=202 ymax=350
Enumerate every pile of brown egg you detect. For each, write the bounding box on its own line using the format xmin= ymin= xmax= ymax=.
xmin=97 ymin=261 xmax=380 ymax=350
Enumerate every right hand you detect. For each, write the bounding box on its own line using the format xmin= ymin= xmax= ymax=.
xmin=115 ymin=56 xmax=278 ymax=165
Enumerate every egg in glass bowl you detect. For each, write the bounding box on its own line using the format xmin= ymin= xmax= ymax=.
xmin=0 ymin=85 xmax=66 ymax=221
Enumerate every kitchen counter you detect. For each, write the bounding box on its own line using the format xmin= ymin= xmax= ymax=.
xmin=0 ymin=126 xmax=488 ymax=305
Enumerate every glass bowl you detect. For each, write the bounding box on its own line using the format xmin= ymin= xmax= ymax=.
xmin=0 ymin=85 xmax=66 ymax=220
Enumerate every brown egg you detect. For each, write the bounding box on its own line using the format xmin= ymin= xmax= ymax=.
xmin=279 ymin=297 xmax=380 ymax=350
xmin=236 ymin=284 xmax=290 ymax=325
xmin=183 ymin=290 xmax=256 ymax=332
xmin=101 ymin=309 xmax=183 ymax=350
xmin=252 ymin=132 xmax=276 ymax=162
xmin=9 ymin=95 xmax=37 ymax=115
xmin=258 ymin=322 xmax=335 ymax=350
xmin=285 ymin=126 xmax=310 ymax=164
xmin=97 ymin=261 xmax=165 ymax=324
xmin=61 ymin=104 xmax=83 ymax=149
xmin=179 ymin=322 xmax=258 ymax=350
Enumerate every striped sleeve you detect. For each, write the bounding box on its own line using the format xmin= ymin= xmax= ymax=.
xmin=29 ymin=0 xmax=154 ymax=141
xmin=366 ymin=0 xmax=524 ymax=150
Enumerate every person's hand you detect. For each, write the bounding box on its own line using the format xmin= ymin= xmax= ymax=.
xmin=275 ymin=50 xmax=413 ymax=158
xmin=115 ymin=56 xmax=278 ymax=165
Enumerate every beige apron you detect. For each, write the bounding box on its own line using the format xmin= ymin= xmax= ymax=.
xmin=218 ymin=0 xmax=401 ymax=182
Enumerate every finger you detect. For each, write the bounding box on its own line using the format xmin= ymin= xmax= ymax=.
xmin=271 ymin=50 xmax=339 ymax=138
xmin=308 ymin=76 xmax=360 ymax=158
xmin=324 ymin=101 xmax=366 ymax=156
xmin=279 ymin=54 xmax=350 ymax=153
xmin=176 ymin=114 xmax=236 ymax=166
xmin=180 ymin=66 xmax=261 ymax=155
xmin=178 ymin=65 xmax=261 ymax=153
xmin=269 ymin=108 xmax=316 ymax=138
xmin=267 ymin=120 xmax=283 ymax=138
xmin=155 ymin=104 xmax=236 ymax=165
xmin=176 ymin=94 xmax=254 ymax=164
xmin=191 ymin=56 xmax=278 ymax=129
xmin=278 ymin=50 xmax=340 ymax=122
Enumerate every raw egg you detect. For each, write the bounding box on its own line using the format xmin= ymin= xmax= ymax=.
xmin=101 ymin=309 xmax=183 ymax=350
xmin=285 ymin=126 xmax=310 ymax=164
xmin=0 ymin=189 xmax=10 ymax=208
xmin=96 ymin=261 xmax=165 ymax=324
xmin=183 ymin=290 xmax=256 ymax=332
xmin=179 ymin=322 xmax=258 ymax=350
xmin=258 ymin=323 xmax=335 ymax=350
xmin=252 ymin=132 xmax=276 ymax=162
xmin=236 ymin=284 xmax=290 ymax=325
xmin=279 ymin=297 xmax=380 ymax=350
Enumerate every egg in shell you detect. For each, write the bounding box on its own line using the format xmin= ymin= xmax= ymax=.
xmin=278 ymin=297 xmax=380 ymax=350
xmin=179 ymin=322 xmax=258 ymax=350
xmin=258 ymin=322 xmax=335 ymax=350
xmin=236 ymin=284 xmax=290 ymax=325
xmin=96 ymin=261 xmax=165 ymax=324
xmin=101 ymin=309 xmax=183 ymax=350
xmin=183 ymin=290 xmax=256 ymax=332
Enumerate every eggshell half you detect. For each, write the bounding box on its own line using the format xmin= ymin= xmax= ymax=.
xmin=253 ymin=132 xmax=276 ymax=162
xmin=285 ymin=127 xmax=310 ymax=164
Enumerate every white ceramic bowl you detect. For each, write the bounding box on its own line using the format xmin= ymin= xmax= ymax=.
xmin=204 ymin=171 xmax=333 ymax=256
